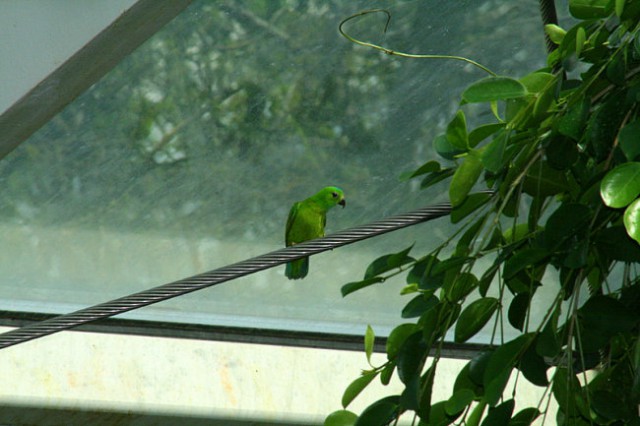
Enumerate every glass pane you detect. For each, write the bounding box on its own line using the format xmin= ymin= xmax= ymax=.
xmin=0 ymin=0 xmax=552 ymax=339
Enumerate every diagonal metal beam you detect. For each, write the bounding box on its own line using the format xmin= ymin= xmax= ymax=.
xmin=0 ymin=0 xmax=193 ymax=160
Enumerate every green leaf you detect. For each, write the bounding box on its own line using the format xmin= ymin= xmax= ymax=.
xmin=450 ymin=192 xmax=491 ymax=223
xmin=545 ymin=135 xmax=578 ymax=170
xmin=578 ymin=295 xmax=639 ymax=352
xmin=591 ymin=390 xmax=632 ymax=421
xmin=519 ymin=343 xmax=549 ymax=386
xmin=519 ymin=72 xmax=556 ymax=93
xmin=547 ymin=48 xmax=561 ymax=68
xmin=364 ymin=325 xmax=375 ymax=364
xmin=504 ymin=97 xmax=530 ymax=125
xmin=405 ymin=160 xmax=441 ymax=180
xmin=569 ymin=0 xmax=614 ymax=18
xmin=462 ymin=76 xmax=527 ymax=103
xmin=426 ymin=401 xmax=463 ymax=426
xmin=446 ymin=110 xmax=469 ymax=151
xmin=324 ymin=410 xmax=358 ymax=426
xmin=400 ymin=374 xmax=420 ymax=411
xmin=454 ymin=361 xmax=483 ymax=397
xmin=417 ymin=366 xmax=435 ymax=418
xmin=484 ymin=335 xmax=534 ymax=385
xmin=420 ymin=302 xmax=445 ymax=344
xmin=380 ymin=362 xmax=395 ymax=385
xmin=396 ymin=332 xmax=427 ymax=384
xmin=536 ymin=303 xmax=562 ymax=357
xmin=354 ymin=395 xmax=400 ymax=426
xmin=480 ymin=399 xmax=514 ymax=426
xmin=469 ymin=123 xmax=505 ymax=147
xmin=619 ymin=121 xmax=640 ymax=161
xmin=386 ymin=323 xmax=419 ymax=360
xmin=469 ymin=350 xmax=493 ymax=386
xmin=400 ymin=283 xmax=419 ymax=295
xmin=624 ymin=198 xmax=640 ymax=244
xmin=552 ymin=367 xmax=581 ymax=418
xmin=606 ymin=52 xmax=626 ymax=85
xmin=420 ymin=168 xmax=455 ymax=189
xmin=575 ymin=26 xmax=586 ymax=56
xmin=484 ymin=369 xmax=512 ymax=408
xmin=558 ymin=98 xmax=590 ymax=141
xmin=563 ymin=238 xmax=589 ymax=268
xmin=341 ymin=277 xmax=385 ymax=297
xmin=633 ymin=338 xmax=640 ymax=399
xmin=450 ymin=149 xmax=483 ymax=206
xmin=445 ymin=272 xmax=479 ymax=303
xmin=503 ymin=248 xmax=548 ymax=279
xmin=508 ymin=293 xmax=530 ymax=331
xmin=586 ymin=91 xmax=629 ymax=161
xmin=445 ymin=389 xmax=475 ymax=416
xmin=431 ymin=256 xmax=473 ymax=276
xmin=407 ymin=256 xmax=445 ymax=291
xmin=522 ymin=160 xmax=570 ymax=197
xmin=342 ymin=371 xmax=379 ymax=408
xmin=509 ymin=408 xmax=541 ymax=426
xmin=481 ymin=132 xmax=508 ymax=173
xmin=402 ymin=294 xmax=439 ymax=318
xmin=545 ymin=24 xmax=566 ymax=44
xmin=434 ymin=133 xmax=466 ymax=160
xmin=594 ymin=225 xmax=640 ymax=261
xmin=364 ymin=244 xmax=414 ymax=279
xmin=479 ymin=262 xmax=499 ymax=296
xmin=483 ymin=227 xmax=503 ymax=251
xmin=502 ymin=223 xmax=534 ymax=244
xmin=418 ymin=257 xmax=446 ymax=291
xmin=467 ymin=401 xmax=488 ymax=426
xmin=543 ymin=203 xmax=592 ymax=249
xmin=407 ymin=256 xmax=435 ymax=285
xmin=558 ymin=25 xmax=580 ymax=66
xmin=484 ymin=334 xmax=534 ymax=406
xmin=455 ymin=297 xmax=499 ymax=343
xmin=456 ymin=216 xmax=485 ymax=256
xmin=600 ymin=162 xmax=640 ymax=208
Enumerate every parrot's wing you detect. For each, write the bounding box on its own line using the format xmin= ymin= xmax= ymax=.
xmin=285 ymin=201 xmax=301 ymax=245
xmin=320 ymin=213 xmax=326 ymax=237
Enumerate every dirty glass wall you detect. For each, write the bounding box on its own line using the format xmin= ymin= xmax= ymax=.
xmin=0 ymin=1 xmax=551 ymax=337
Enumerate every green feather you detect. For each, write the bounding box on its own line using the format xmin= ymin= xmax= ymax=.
xmin=284 ymin=186 xmax=346 ymax=280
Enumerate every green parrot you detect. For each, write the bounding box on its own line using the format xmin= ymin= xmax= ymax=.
xmin=285 ymin=186 xmax=346 ymax=279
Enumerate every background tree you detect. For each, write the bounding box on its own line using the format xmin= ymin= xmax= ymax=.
xmin=0 ymin=0 xmax=545 ymax=239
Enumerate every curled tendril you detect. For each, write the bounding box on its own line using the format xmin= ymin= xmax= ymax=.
xmin=339 ymin=9 xmax=497 ymax=77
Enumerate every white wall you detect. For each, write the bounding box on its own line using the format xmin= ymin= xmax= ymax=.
xmin=0 ymin=327 xmax=555 ymax=424
xmin=0 ymin=0 xmax=136 ymax=114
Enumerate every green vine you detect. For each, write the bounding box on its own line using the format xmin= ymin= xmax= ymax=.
xmin=338 ymin=9 xmax=498 ymax=77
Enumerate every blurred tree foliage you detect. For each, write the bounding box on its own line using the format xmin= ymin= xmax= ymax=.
xmin=0 ymin=0 xmax=546 ymax=240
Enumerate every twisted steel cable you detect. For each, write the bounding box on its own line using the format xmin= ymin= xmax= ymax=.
xmin=0 ymin=201 xmax=454 ymax=349
xmin=539 ymin=0 xmax=560 ymax=54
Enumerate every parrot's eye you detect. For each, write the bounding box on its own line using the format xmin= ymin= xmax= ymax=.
xmin=331 ymin=192 xmax=338 ymax=198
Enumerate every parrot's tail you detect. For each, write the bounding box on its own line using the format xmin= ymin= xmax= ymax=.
xmin=285 ymin=257 xmax=309 ymax=280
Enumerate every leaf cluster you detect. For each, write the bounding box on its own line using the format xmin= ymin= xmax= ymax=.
xmin=329 ymin=1 xmax=640 ymax=425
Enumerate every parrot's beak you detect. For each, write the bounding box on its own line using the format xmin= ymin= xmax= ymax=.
xmin=339 ymin=199 xmax=346 ymax=208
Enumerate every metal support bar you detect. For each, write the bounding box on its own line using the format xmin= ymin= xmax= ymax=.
xmin=0 ymin=310 xmax=488 ymax=359
xmin=0 ymin=0 xmax=193 ymax=160
xmin=0 ymin=201 xmax=453 ymax=349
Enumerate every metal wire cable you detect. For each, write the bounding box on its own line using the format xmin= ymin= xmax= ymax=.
xmin=0 ymin=201 xmax=453 ymax=349
xmin=539 ymin=0 xmax=559 ymax=54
